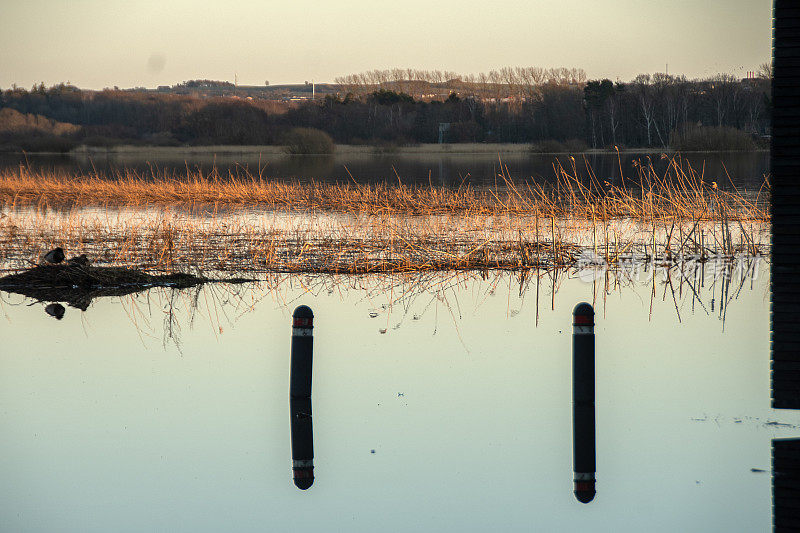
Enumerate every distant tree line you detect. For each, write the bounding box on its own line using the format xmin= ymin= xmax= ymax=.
xmin=0 ymin=68 xmax=771 ymax=152
xmin=176 ymin=79 xmax=235 ymax=89
xmin=334 ymin=67 xmax=589 ymax=101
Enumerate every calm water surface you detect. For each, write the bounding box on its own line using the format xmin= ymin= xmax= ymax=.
xmin=0 ymin=270 xmax=796 ymax=532
xmin=0 ymin=151 xmax=770 ymax=190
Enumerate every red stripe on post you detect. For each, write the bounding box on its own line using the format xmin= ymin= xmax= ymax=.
xmin=293 ymin=468 xmax=314 ymax=478
xmin=573 ymin=315 xmax=593 ymax=325
xmin=293 ymin=317 xmax=313 ymax=327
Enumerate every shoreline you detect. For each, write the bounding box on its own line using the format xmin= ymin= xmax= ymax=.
xmin=11 ymin=143 xmax=770 ymax=157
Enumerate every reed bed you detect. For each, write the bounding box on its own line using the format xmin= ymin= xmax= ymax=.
xmin=0 ymin=154 xmax=769 ymax=220
xmin=0 ymin=154 xmax=770 ymax=276
xmin=0 ymin=204 xmax=768 ymax=276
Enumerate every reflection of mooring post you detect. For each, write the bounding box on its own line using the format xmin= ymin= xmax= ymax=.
xmin=290 ymin=305 xmax=314 ymax=490
xmin=773 ymin=438 xmax=800 ymax=530
xmin=572 ymin=302 xmax=596 ymax=503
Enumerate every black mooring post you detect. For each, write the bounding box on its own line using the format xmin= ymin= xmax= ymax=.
xmin=290 ymin=305 xmax=314 ymax=490
xmin=572 ymin=302 xmax=596 ymax=504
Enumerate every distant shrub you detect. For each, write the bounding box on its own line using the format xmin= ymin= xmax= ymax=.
xmin=531 ymin=139 xmax=566 ymax=153
xmin=449 ymin=121 xmax=481 ymax=142
xmin=369 ymin=89 xmax=415 ymax=105
xmin=370 ymin=136 xmax=417 ymax=154
xmin=0 ymin=107 xmax=80 ymax=136
xmin=670 ymin=126 xmax=756 ymax=152
xmin=0 ymin=131 xmax=77 ymax=153
xmin=144 ymin=131 xmax=181 ymax=147
xmin=81 ymin=135 xmax=124 ymax=148
xmin=371 ymin=141 xmax=400 ymax=155
xmin=0 ymin=108 xmax=80 ymax=152
xmin=563 ymin=138 xmax=588 ymax=153
xmin=283 ymin=127 xmax=335 ymax=155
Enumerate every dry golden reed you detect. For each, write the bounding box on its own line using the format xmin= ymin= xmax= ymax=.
xmin=0 ymin=154 xmax=768 ymax=220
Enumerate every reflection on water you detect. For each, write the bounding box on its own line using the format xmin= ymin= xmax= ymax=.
xmin=0 ymin=150 xmax=770 ymax=189
xmin=290 ymin=306 xmax=315 ymax=490
xmin=773 ymin=439 xmax=800 ymax=530
xmin=572 ymin=303 xmax=596 ymax=504
xmin=0 ymin=270 xmax=797 ymax=532
xmin=289 ymin=397 xmax=314 ymax=490
xmin=0 ymin=261 xmax=767 ymax=349
xmin=44 ymin=302 xmax=65 ymax=319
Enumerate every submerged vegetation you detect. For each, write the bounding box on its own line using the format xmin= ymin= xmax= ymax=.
xmin=0 ymin=155 xmax=769 ymax=278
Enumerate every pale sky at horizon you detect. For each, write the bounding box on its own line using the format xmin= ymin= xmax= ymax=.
xmin=0 ymin=0 xmax=771 ymax=90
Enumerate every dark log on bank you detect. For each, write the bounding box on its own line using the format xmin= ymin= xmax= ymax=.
xmin=0 ymin=263 xmax=210 ymax=310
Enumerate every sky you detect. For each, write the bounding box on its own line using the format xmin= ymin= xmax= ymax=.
xmin=0 ymin=0 xmax=772 ymax=90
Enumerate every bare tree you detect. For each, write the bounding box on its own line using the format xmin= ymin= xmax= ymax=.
xmin=633 ymin=74 xmax=656 ymax=146
xmin=708 ymin=74 xmax=742 ymax=127
xmin=757 ymin=61 xmax=773 ymax=80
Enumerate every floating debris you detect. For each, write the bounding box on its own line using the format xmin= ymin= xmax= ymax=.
xmin=765 ymin=421 xmax=796 ymax=428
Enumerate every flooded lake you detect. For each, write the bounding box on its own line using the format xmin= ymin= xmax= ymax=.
xmin=0 ymin=150 xmax=770 ymax=190
xmin=0 ymin=147 xmax=789 ymax=531
xmin=1 ymin=269 xmax=797 ymax=532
